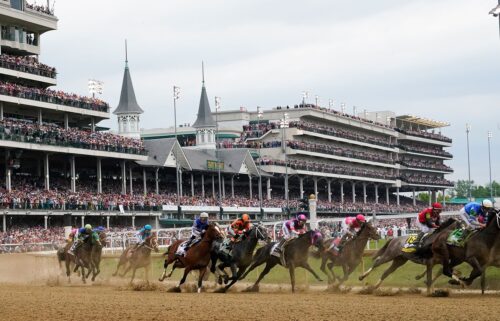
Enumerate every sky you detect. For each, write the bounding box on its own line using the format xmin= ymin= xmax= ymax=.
xmin=39 ymin=0 xmax=500 ymax=185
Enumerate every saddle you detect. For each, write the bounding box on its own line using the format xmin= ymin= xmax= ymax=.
xmin=447 ymin=228 xmax=476 ymax=247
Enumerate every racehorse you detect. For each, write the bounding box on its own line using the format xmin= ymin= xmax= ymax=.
xmin=211 ymin=224 xmax=270 ymax=293
xmin=319 ymin=222 xmax=380 ymax=285
xmin=89 ymin=231 xmax=106 ymax=281
xmin=240 ymin=230 xmax=324 ymax=293
xmin=112 ymin=232 xmax=159 ymax=284
xmin=158 ymin=223 xmax=223 ymax=293
xmin=73 ymin=235 xmax=95 ymax=284
xmin=57 ymin=242 xmax=78 ymax=283
xmin=431 ymin=211 xmax=500 ymax=288
xmin=358 ymin=218 xmax=459 ymax=294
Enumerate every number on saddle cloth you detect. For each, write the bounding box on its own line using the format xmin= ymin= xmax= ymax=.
xmin=447 ymin=228 xmax=473 ymax=247
xmin=402 ymin=234 xmax=420 ymax=253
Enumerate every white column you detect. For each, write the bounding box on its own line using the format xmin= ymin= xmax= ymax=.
xmin=106 ymin=216 xmax=110 ymax=229
xmin=352 ymin=182 xmax=356 ymax=204
xmin=0 ymin=102 xmax=3 ymax=120
xmin=143 ymin=168 xmax=147 ymax=195
xmin=327 ymin=180 xmax=332 ymax=203
xmin=129 ymin=166 xmax=133 ymax=195
xmin=443 ymin=189 xmax=447 ymax=206
xmin=309 ymin=196 xmax=318 ymax=230
xmin=179 ymin=170 xmax=183 ymax=197
xmin=2 ymin=214 xmax=5 ymax=232
xmin=231 ymin=176 xmax=235 ymax=198
xmin=80 ymin=216 xmax=85 ymax=227
xmin=44 ymin=215 xmax=48 ymax=229
xmin=212 ymin=175 xmax=215 ymax=198
xmin=396 ymin=187 xmax=400 ymax=206
xmin=44 ymin=153 xmax=50 ymax=191
xmin=299 ymin=176 xmax=304 ymax=199
xmin=340 ymin=181 xmax=345 ymax=204
xmin=249 ymin=175 xmax=253 ymax=199
xmin=386 ymin=186 xmax=390 ymax=205
xmin=155 ymin=168 xmax=159 ymax=194
xmin=375 ymin=185 xmax=379 ymax=204
xmin=70 ymin=156 xmax=76 ymax=193
xmin=38 ymin=108 xmax=42 ymax=125
xmin=5 ymin=155 xmax=11 ymax=192
xmin=97 ymin=158 xmax=102 ymax=194
xmin=428 ymin=190 xmax=432 ymax=207
xmin=91 ymin=117 xmax=95 ymax=132
xmin=64 ymin=113 xmax=69 ymax=129
xmin=121 ymin=161 xmax=126 ymax=195
xmin=201 ymin=174 xmax=205 ymax=198
xmin=191 ymin=173 xmax=195 ymax=197
xmin=222 ymin=176 xmax=226 ymax=199
xmin=267 ymin=177 xmax=271 ymax=200
xmin=412 ymin=188 xmax=416 ymax=206
xmin=155 ymin=216 xmax=159 ymax=229
xmin=132 ymin=216 xmax=136 ymax=229
xmin=313 ymin=177 xmax=318 ymax=198
xmin=363 ymin=183 xmax=367 ymax=204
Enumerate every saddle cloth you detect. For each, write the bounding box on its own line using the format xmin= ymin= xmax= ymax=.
xmin=447 ymin=228 xmax=476 ymax=247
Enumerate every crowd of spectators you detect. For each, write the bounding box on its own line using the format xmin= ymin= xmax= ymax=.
xmin=0 ymin=226 xmax=64 ymax=253
xmin=0 ymin=118 xmax=145 ymax=155
xmin=259 ymin=158 xmax=395 ymax=180
xmin=398 ymin=142 xmax=452 ymax=158
xmin=396 ymin=128 xmax=452 ymax=143
xmin=399 ymin=157 xmax=453 ymax=172
xmin=0 ymin=81 xmax=109 ymax=112
xmin=0 ymin=54 xmax=56 ymax=78
xmin=25 ymin=2 xmax=54 ymax=16
xmin=400 ymin=173 xmax=454 ymax=187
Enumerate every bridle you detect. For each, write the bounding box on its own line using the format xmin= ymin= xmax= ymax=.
xmin=254 ymin=225 xmax=267 ymax=241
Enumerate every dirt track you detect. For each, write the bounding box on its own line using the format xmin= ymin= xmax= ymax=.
xmin=0 ymin=254 xmax=499 ymax=321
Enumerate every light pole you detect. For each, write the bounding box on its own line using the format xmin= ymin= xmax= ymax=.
xmin=488 ymin=131 xmax=493 ymax=200
xmin=301 ymin=91 xmax=309 ymax=107
xmin=173 ymin=86 xmax=181 ymax=207
xmin=315 ymin=95 xmax=319 ymax=107
xmin=328 ymin=99 xmax=333 ymax=111
xmin=88 ymin=79 xmax=103 ymax=99
xmin=280 ymin=113 xmax=289 ymax=215
xmin=257 ymin=107 xmax=263 ymax=213
xmin=341 ymin=103 xmax=346 ymax=114
xmin=353 ymin=105 xmax=357 ymax=116
xmin=215 ymin=96 xmax=222 ymax=206
xmin=466 ymin=124 xmax=472 ymax=201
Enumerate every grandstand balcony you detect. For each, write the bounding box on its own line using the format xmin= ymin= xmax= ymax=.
xmin=397 ymin=132 xmax=452 ymax=147
xmin=0 ymin=55 xmax=56 ymax=86
xmin=399 ymin=164 xmax=454 ymax=174
xmin=398 ymin=146 xmax=453 ymax=160
xmin=0 ymin=1 xmax=58 ymax=34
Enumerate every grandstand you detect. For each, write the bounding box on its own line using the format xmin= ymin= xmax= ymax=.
xmin=0 ymin=1 xmax=455 ymax=234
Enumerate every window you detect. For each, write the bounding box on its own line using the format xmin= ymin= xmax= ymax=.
xmin=10 ymin=0 xmax=23 ymax=11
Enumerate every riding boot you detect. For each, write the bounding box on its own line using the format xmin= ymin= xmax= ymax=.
xmin=414 ymin=232 xmax=425 ymax=249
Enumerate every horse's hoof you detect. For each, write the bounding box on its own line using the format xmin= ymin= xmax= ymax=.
xmin=217 ymin=276 xmax=223 ymax=285
xmin=167 ymin=287 xmax=181 ymax=293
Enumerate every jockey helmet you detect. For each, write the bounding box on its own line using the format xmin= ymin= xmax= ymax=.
xmin=356 ymin=214 xmax=366 ymax=223
xmin=297 ymin=214 xmax=307 ymax=222
xmin=432 ymin=202 xmax=443 ymax=210
xmin=144 ymin=224 xmax=152 ymax=230
xmin=242 ymin=214 xmax=250 ymax=222
xmin=200 ymin=212 xmax=209 ymax=218
xmin=482 ymin=199 xmax=493 ymax=209
xmin=84 ymin=224 xmax=92 ymax=231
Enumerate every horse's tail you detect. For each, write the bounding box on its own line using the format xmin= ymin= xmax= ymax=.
xmin=372 ymin=239 xmax=391 ymax=259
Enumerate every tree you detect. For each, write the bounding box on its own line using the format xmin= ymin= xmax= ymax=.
xmin=453 ymin=180 xmax=474 ymax=198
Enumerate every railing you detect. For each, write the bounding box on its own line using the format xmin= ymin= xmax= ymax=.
xmin=0 ymin=58 xmax=56 ymax=79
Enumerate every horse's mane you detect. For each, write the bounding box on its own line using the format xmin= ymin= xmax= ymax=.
xmin=435 ymin=217 xmax=457 ymax=232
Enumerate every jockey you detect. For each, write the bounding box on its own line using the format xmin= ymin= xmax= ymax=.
xmin=68 ymin=224 xmax=93 ymax=255
xmin=282 ymin=214 xmax=308 ymax=240
xmin=67 ymin=228 xmax=79 ymax=244
xmin=135 ymin=224 xmax=153 ymax=246
xmin=176 ymin=212 xmax=209 ymax=256
xmin=227 ymin=214 xmax=252 ymax=242
xmin=328 ymin=214 xmax=366 ymax=253
xmin=413 ymin=202 xmax=443 ymax=247
xmin=460 ymin=200 xmax=493 ymax=230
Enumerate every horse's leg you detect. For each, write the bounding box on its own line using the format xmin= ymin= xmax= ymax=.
xmin=171 ymin=266 xmax=192 ymax=292
xmin=130 ymin=266 xmax=137 ymax=285
xmin=216 ymin=262 xmax=229 ymax=285
xmin=481 ymin=270 xmax=486 ymax=295
xmin=197 ymin=267 xmax=207 ymax=293
xmin=65 ymin=257 xmax=71 ymax=283
xmin=222 ymin=266 xmax=248 ymax=293
xmin=319 ymin=255 xmax=333 ymax=284
xmin=248 ymin=260 xmax=278 ymax=291
xmin=240 ymin=254 xmax=268 ymax=280
xmin=462 ymin=257 xmax=484 ymax=286
xmin=359 ymin=253 xmax=392 ymax=281
xmin=374 ymin=257 xmax=407 ymax=289
xmin=145 ymin=264 xmax=151 ymax=285
xmin=415 ymin=268 xmax=427 ymax=281
xmin=159 ymin=257 xmax=171 ymax=281
xmin=120 ymin=263 xmax=132 ymax=277
xmin=288 ymin=262 xmax=296 ymax=293
xmin=425 ymin=260 xmax=433 ymax=296
xmin=300 ymin=261 xmax=323 ymax=282
xmin=80 ymin=266 xmax=86 ymax=284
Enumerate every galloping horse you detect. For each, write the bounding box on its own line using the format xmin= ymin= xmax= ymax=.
xmin=320 ymin=222 xmax=380 ymax=285
xmin=89 ymin=230 xmax=106 ymax=281
xmin=73 ymin=235 xmax=95 ymax=284
xmin=359 ymin=218 xmax=459 ymax=293
xmin=112 ymin=232 xmax=159 ymax=284
xmin=159 ymin=223 xmax=223 ymax=293
xmin=240 ymin=230 xmax=324 ymax=293
xmin=432 ymin=211 xmax=500 ymax=288
xmin=211 ymin=224 xmax=270 ymax=293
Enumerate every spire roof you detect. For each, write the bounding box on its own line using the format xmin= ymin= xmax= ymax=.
xmin=192 ymin=62 xmax=216 ymax=128
xmin=113 ymin=41 xmax=144 ymax=115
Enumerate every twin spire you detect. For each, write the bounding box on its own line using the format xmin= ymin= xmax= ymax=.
xmin=113 ymin=40 xmax=144 ymax=115
xmin=192 ymin=61 xmax=216 ymax=128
